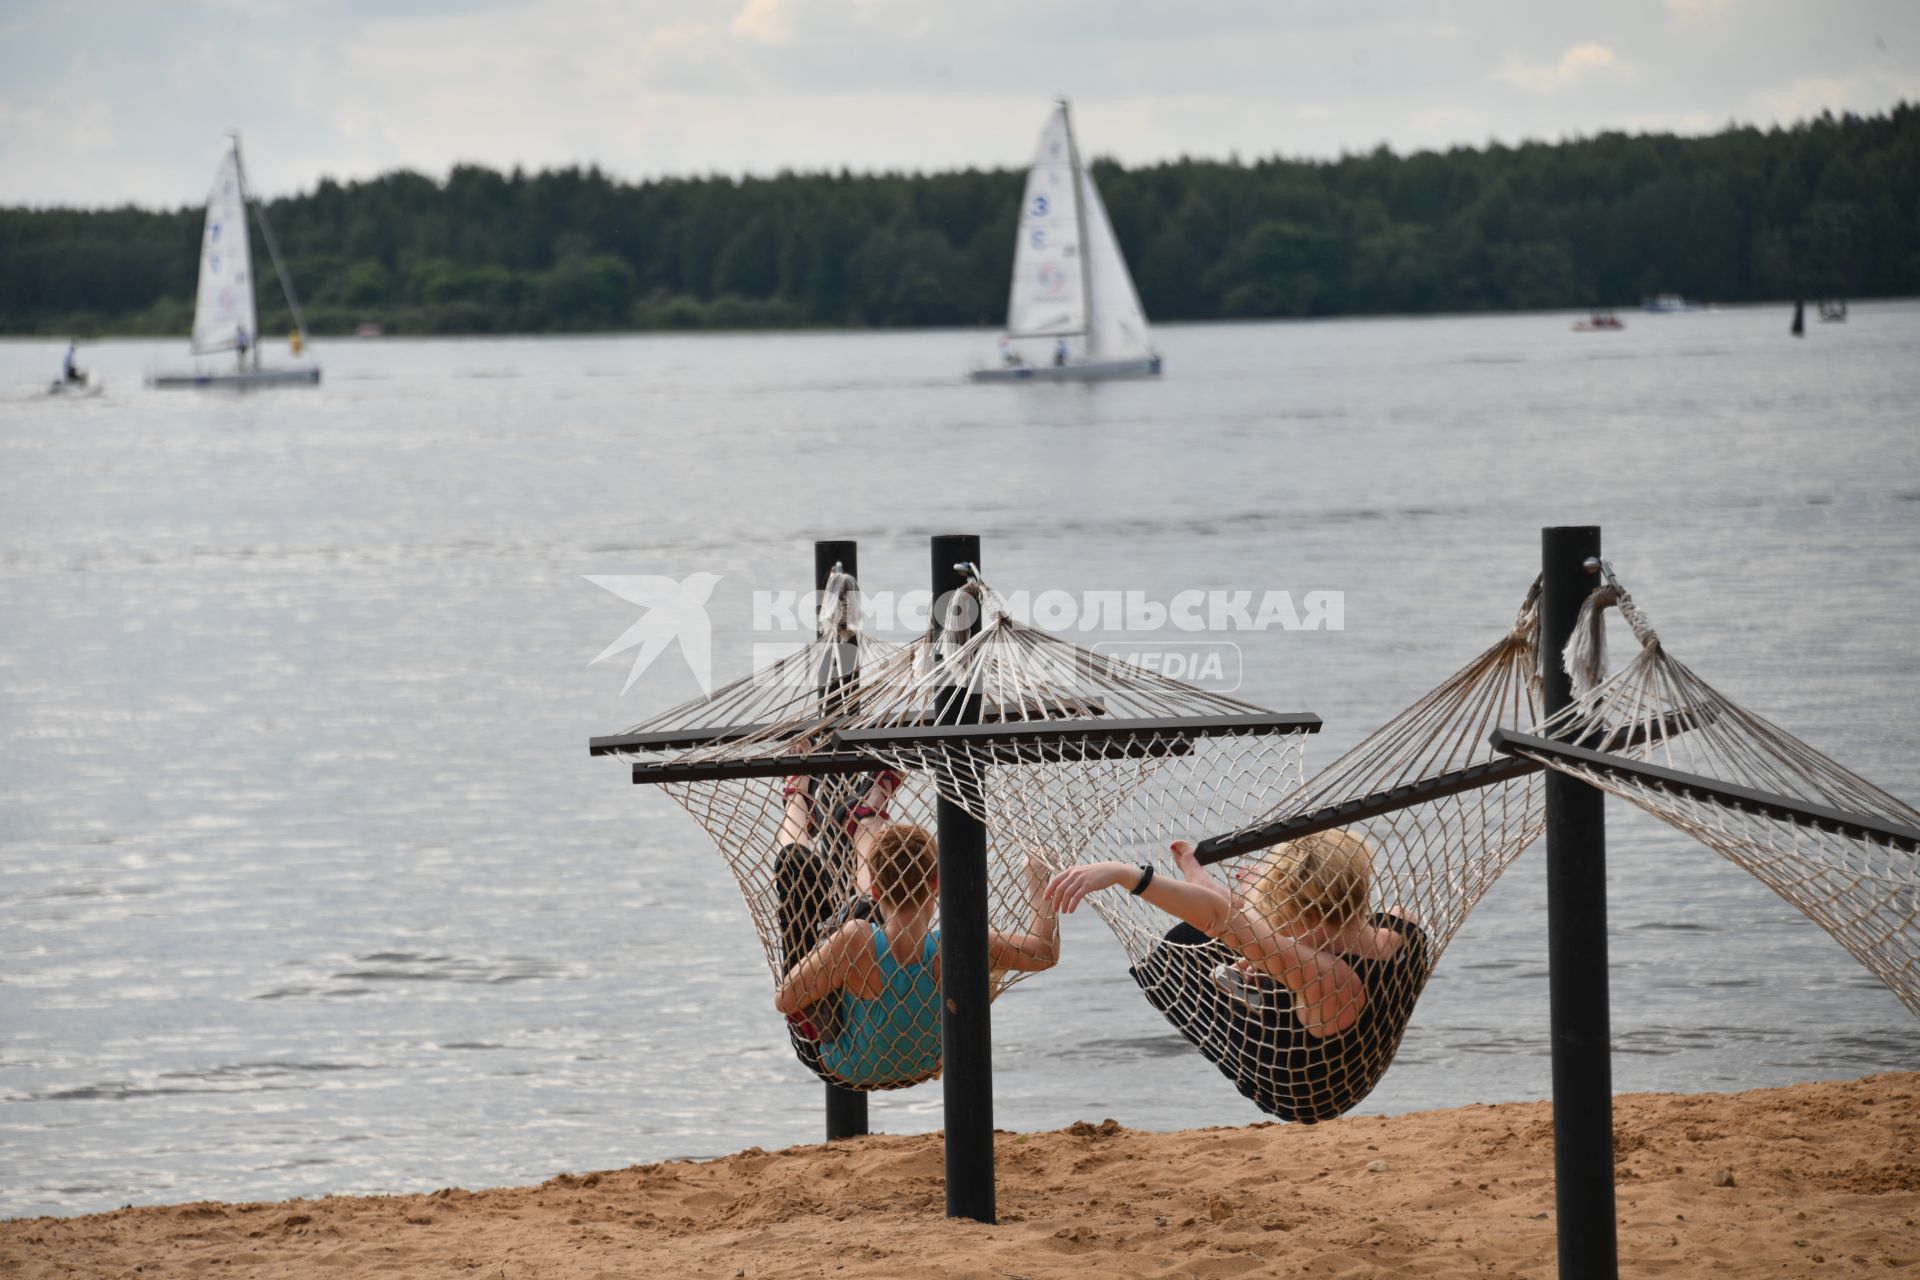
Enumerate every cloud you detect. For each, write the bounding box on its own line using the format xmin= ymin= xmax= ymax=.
xmin=1494 ymin=43 xmax=1627 ymax=93
xmin=1 ymin=1 xmax=1913 ymax=207
xmin=730 ymin=0 xmax=792 ymax=44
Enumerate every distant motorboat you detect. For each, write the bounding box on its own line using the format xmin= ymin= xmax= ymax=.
xmin=1573 ymin=311 xmax=1624 ymax=332
xmin=970 ymin=100 xmax=1162 ymax=383
xmin=1640 ymin=293 xmax=1697 ymax=313
xmin=149 ymin=134 xmax=321 ymax=390
xmin=1819 ymin=300 xmax=1848 ymax=323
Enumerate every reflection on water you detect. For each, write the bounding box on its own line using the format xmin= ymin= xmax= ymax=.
xmin=3 ymin=307 xmax=1919 ymax=1219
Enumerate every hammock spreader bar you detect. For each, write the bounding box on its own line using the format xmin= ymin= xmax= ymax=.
xmin=1194 ymin=756 xmax=1535 ymax=865
xmin=1196 ymin=708 xmax=1717 ymax=864
xmin=1489 ymin=729 xmax=1920 ymax=854
xmin=590 ymin=699 xmax=1123 ymax=757
xmin=832 ymin=712 xmax=1320 ymax=753
xmin=591 ymin=723 xmax=775 ymax=755
xmin=617 ymin=712 xmax=1321 ymax=786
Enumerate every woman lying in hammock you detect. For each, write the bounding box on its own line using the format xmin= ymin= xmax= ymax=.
xmin=1045 ymin=830 xmax=1430 ymax=1122
xmin=775 ymin=796 xmax=1060 ymax=1089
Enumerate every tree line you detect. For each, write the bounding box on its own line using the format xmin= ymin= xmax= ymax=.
xmin=2 ymin=105 xmax=1914 ymax=338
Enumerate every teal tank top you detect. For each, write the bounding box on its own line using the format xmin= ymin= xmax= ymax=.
xmin=819 ymin=923 xmax=942 ymax=1087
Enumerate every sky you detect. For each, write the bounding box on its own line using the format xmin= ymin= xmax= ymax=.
xmin=1 ymin=0 xmax=1916 ymax=209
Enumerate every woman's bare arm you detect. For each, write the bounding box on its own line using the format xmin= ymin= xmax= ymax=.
xmin=1045 ymin=847 xmax=1234 ymax=937
xmin=774 ymin=923 xmax=864 ymax=1014
xmin=987 ymin=855 xmax=1062 ymax=972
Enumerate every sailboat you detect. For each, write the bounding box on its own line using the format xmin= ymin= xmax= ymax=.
xmin=970 ymin=100 xmax=1161 ymax=383
xmin=150 ymin=135 xmax=320 ymax=389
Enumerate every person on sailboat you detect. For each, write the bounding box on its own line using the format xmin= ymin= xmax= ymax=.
xmin=998 ymin=338 xmax=1023 ymax=368
xmin=62 ymin=340 xmax=85 ymax=384
xmin=234 ymin=324 xmax=251 ymax=370
xmin=1054 ymin=337 xmax=1069 ymax=368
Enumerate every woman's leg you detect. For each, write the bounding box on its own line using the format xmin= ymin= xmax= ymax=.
xmin=843 ymin=770 xmax=905 ymax=898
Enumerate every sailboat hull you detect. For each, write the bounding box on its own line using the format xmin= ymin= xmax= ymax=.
xmin=968 ymin=355 xmax=1162 ymax=383
xmin=149 ymin=365 xmax=322 ymax=389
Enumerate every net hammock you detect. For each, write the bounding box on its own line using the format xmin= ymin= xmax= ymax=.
xmin=597 ymin=570 xmax=1313 ymax=1091
xmin=847 ymin=579 xmax=1556 ymax=1124
xmin=1094 ymin=584 xmax=1549 ymax=1123
xmin=1503 ymin=567 xmax=1920 ymax=1018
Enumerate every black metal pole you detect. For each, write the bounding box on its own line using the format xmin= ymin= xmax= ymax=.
xmin=815 ymin=540 xmax=869 ymax=1143
xmin=1540 ymin=526 xmax=1618 ymax=1280
xmin=929 ymin=533 xmax=995 ymax=1223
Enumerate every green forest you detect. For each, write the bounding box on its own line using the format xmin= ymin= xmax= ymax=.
xmin=3 ymin=105 xmax=1914 ymax=338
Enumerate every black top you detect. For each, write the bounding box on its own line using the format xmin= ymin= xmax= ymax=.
xmin=1130 ymin=913 xmax=1432 ymax=1123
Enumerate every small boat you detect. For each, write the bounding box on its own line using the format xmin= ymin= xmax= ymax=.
xmin=1640 ymin=293 xmax=1696 ymax=314
xmin=970 ymin=100 xmax=1161 ymax=383
xmin=46 ymin=373 xmax=104 ymax=398
xmin=1573 ymin=312 xmax=1623 ymax=332
xmin=149 ymin=135 xmax=321 ymax=390
xmin=1819 ymin=300 xmax=1848 ymax=323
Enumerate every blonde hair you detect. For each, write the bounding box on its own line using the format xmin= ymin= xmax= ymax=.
xmin=868 ymin=823 xmax=938 ymax=911
xmin=1242 ymin=828 xmax=1373 ymax=934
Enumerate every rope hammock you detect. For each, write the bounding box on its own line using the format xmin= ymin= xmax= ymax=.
xmin=1502 ymin=567 xmax=1920 ymax=1018
xmin=1073 ymin=584 xmax=1550 ymax=1123
xmin=835 ymin=578 xmax=1555 ymax=1124
xmin=599 ymin=571 xmax=1316 ymax=1091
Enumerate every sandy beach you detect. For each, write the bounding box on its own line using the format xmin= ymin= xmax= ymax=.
xmin=5 ymin=1072 xmax=1913 ymax=1278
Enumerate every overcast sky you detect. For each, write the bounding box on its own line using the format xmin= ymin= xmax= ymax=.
xmin=2 ymin=0 xmax=1915 ymax=209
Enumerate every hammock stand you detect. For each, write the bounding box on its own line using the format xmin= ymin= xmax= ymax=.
xmin=1188 ymin=526 xmax=1917 ymax=1280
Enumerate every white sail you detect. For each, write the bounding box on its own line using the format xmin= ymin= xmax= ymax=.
xmin=190 ymin=145 xmax=256 ymax=356
xmin=973 ymin=102 xmax=1159 ymax=379
xmin=1003 ymin=104 xmax=1085 ymax=339
xmin=1078 ymin=164 xmax=1153 ymax=361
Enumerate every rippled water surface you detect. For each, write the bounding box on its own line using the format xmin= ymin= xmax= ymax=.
xmin=4 ymin=307 xmax=1918 ymax=1220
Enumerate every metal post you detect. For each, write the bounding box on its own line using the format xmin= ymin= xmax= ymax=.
xmin=1540 ymin=527 xmax=1618 ymax=1280
xmin=815 ymin=540 xmax=869 ymax=1143
xmin=929 ymin=533 xmax=995 ymax=1223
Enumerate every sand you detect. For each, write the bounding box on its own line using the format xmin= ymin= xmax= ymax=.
xmin=5 ymin=1072 xmax=1914 ymax=1278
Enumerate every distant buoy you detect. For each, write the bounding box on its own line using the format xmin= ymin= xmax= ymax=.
xmin=1791 ymin=299 xmax=1805 ymax=337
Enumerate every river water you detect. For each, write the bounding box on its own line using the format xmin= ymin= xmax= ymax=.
xmin=3 ymin=305 xmax=1918 ymax=1220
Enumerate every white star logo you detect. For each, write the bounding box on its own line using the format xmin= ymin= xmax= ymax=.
xmin=585 ymin=572 xmax=722 ymax=695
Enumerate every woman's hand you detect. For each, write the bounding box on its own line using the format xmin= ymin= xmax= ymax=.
xmin=1044 ymin=861 xmax=1137 ymax=914
xmin=1022 ymin=853 xmax=1052 ymax=893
